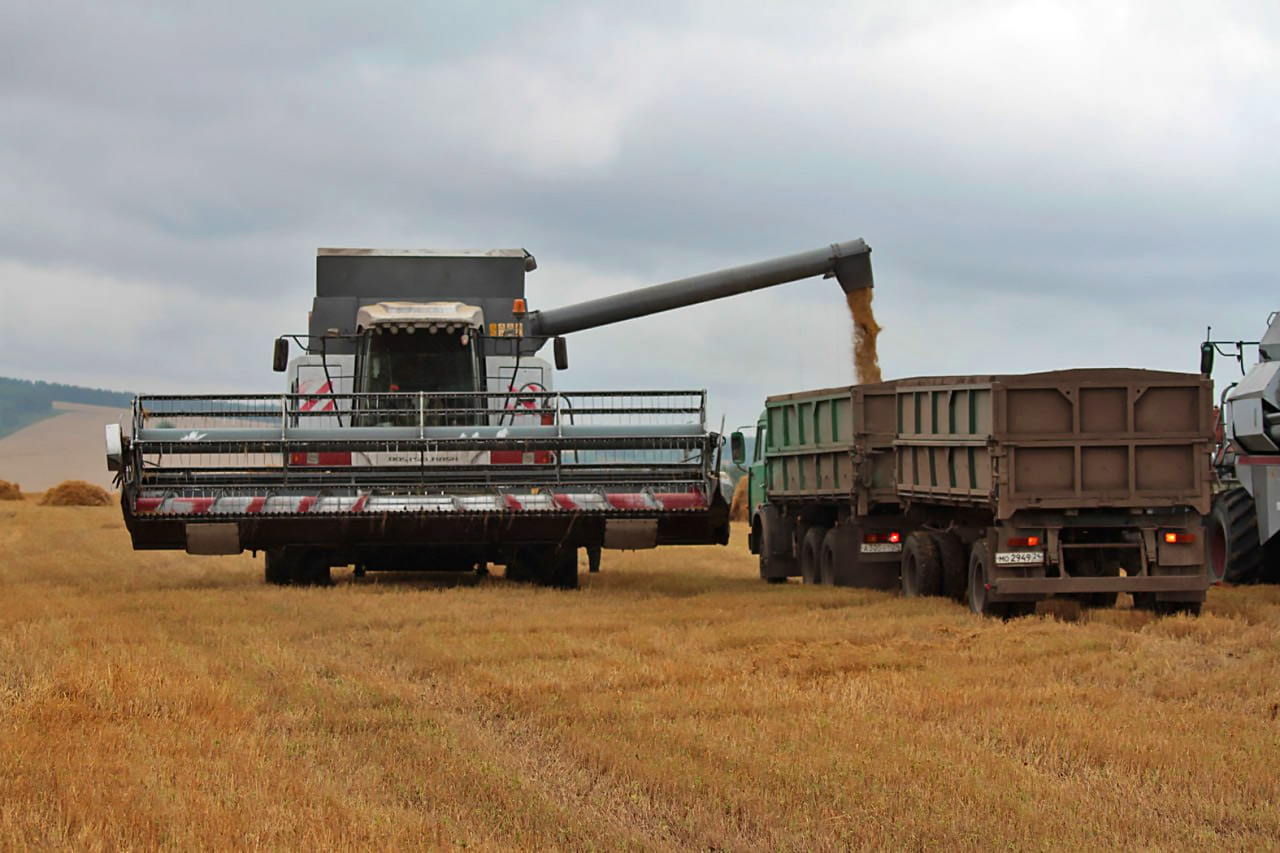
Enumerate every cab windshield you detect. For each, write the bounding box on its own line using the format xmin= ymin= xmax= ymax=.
xmin=357 ymin=327 xmax=481 ymax=425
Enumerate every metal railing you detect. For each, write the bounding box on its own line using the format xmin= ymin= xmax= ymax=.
xmin=125 ymin=391 xmax=716 ymax=498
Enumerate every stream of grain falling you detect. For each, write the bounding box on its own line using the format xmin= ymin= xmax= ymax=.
xmin=847 ymin=289 xmax=882 ymax=384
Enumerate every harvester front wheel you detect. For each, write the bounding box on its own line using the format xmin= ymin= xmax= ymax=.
xmin=1209 ymin=487 xmax=1263 ymax=584
xmin=800 ymin=526 xmax=828 ymax=584
xmin=901 ymin=531 xmax=942 ymax=598
xmin=264 ymin=549 xmax=294 ymax=586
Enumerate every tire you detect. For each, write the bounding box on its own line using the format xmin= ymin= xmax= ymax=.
xmin=931 ymin=531 xmax=966 ymax=600
xmin=283 ymin=550 xmax=331 ymax=587
xmin=800 ymin=526 xmax=827 ymax=585
xmin=901 ymin=531 xmax=942 ymax=598
xmin=819 ymin=529 xmax=840 ymax=585
xmin=967 ymin=540 xmax=1005 ymax=617
xmin=264 ymin=549 xmax=294 ymax=586
xmin=542 ymin=546 xmax=579 ymax=590
xmin=758 ymin=510 xmax=797 ymax=582
xmin=1209 ymin=488 xmax=1263 ymax=584
xmin=586 ymin=545 xmax=602 ymax=574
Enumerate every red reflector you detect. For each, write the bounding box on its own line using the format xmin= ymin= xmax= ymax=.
xmin=1007 ymin=536 xmax=1040 ymax=548
xmin=1165 ymin=532 xmax=1195 ymax=544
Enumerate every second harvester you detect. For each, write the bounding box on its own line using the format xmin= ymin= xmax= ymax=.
xmin=733 ymin=370 xmax=1214 ymax=616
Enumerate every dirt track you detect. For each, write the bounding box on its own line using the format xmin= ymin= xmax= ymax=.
xmin=0 ymin=402 xmax=127 ymax=490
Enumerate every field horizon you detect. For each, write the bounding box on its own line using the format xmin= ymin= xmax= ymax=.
xmin=2 ymin=501 xmax=1278 ymax=848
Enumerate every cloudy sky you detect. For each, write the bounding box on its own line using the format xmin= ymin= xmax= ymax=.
xmin=2 ymin=1 xmax=1276 ymax=429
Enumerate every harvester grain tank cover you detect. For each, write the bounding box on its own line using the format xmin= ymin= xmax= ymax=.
xmin=355 ymin=301 xmax=484 ymax=332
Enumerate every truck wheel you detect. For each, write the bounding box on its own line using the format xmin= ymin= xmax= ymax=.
xmin=758 ymin=509 xmax=796 ymax=582
xmin=819 ymin=529 xmax=840 ymax=585
xmin=967 ymin=540 xmax=1005 ymax=617
xmin=930 ymin=531 xmax=966 ymax=600
xmin=264 ymin=549 xmax=294 ymax=586
xmin=800 ymin=526 xmax=828 ymax=584
xmin=901 ymin=531 xmax=942 ymax=597
xmin=1209 ymin=487 xmax=1263 ymax=584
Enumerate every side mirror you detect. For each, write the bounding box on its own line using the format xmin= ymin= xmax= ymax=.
xmin=553 ymin=336 xmax=569 ymax=371
xmin=273 ymin=337 xmax=289 ymax=372
xmin=1199 ymin=341 xmax=1214 ymax=376
xmin=730 ymin=431 xmax=746 ymax=466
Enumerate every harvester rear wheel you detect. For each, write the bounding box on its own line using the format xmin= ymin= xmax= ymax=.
xmin=901 ymin=531 xmax=942 ymax=598
xmin=800 ymin=526 xmax=828 ymax=584
xmin=1209 ymin=487 xmax=1263 ymax=584
xmin=931 ymin=531 xmax=966 ymax=600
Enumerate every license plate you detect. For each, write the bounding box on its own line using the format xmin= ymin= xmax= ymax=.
xmin=860 ymin=543 xmax=902 ymax=554
xmin=995 ymin=551 xmax=1044 ymax=565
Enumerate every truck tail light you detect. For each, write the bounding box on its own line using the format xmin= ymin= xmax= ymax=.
xmin=864 ymin=531 xmax=901 ymax=544
xmin=1164 ymin=532 xmax=1195 ymax=544
xmin=1007 ymin=536 xmax=1040 ymax=547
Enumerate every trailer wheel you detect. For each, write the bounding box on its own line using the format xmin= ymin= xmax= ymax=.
xmin=930 ymin=532 xmax=966 ymax=600
xmin=967 ymin=540 xmax=1004 ymax=617
xmin=901 ymin=531 xmax=942 ymax=597
xmin=264 ymin=549 xmax=294 ymax=586
xmin=1209 ymin=487 xmax=1263 ymax=584
xmin=800 ymin=526 xmax=828 ymax=584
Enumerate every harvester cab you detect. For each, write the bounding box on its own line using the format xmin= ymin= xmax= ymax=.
xmin=108 ymin=238 xmax=873 ymax=588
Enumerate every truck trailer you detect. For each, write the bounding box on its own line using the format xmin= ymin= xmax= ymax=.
xmin=107 ymin=239 xmax=874 ymax=588
xmin=734 ymin=369 xmax=1214 ymax=616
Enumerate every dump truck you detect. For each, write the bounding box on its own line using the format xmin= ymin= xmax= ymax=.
xmin=733 ymin=369 xmax=1214 ymax=616
xmin=106 ymin=239 xmax=874 ymax=588
xmin=1202 ymin=313 xmax=1280 ymax=584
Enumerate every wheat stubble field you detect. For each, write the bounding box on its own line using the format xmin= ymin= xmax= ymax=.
xmin=2 ymin=499 xmax=1279 ymax=849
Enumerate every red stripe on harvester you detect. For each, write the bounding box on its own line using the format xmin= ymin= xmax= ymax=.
xmin=185 ymin=498 xmax=215 ymax=515
xmin=606 ymin=493 xmax=649 ymax=510
xmin=246 ymin=496 xmax=266 ymax=514
xmin=552 ymin=494 xmax=578 ymax=511
xmin=351 ymin=494 xmax=368 ymax=513
xmin=296 ymin=496 xmax=316 ymax=513
xmin=503 ymin=495 xmax=523 ymax=510
xmin=654 ymin=492 xmax=705 ymax=509
xmin=136 ymin=498 xmax=164 ymax=512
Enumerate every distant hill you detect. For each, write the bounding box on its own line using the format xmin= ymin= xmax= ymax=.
xmin=0 ymin=377 xmax=134 ymax=439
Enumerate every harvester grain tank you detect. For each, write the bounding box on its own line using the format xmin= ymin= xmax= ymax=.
xmin=1203 ymin=313 xmax=1280 ymax=584
xmin=733 ymin=369 xmax=1214 ymax=616
xmin=107 ymin=239 xmax=873 ymax=588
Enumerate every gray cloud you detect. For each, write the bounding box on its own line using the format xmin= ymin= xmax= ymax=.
xmin=1 ymin=0 xmax=1277 ymax=427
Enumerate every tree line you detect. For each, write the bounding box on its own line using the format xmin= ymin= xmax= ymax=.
xmin=0 ymin=377 xmax=133 ymax=438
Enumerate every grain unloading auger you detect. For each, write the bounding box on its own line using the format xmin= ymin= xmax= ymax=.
xmin=107 ymin=239 xmax=873 ymax=587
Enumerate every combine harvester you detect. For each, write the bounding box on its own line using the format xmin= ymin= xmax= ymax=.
xmin=106 ymin=239 xmax=874 ymax=587
xmin=1203 ymin=314 xmax=1280 ymax=584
